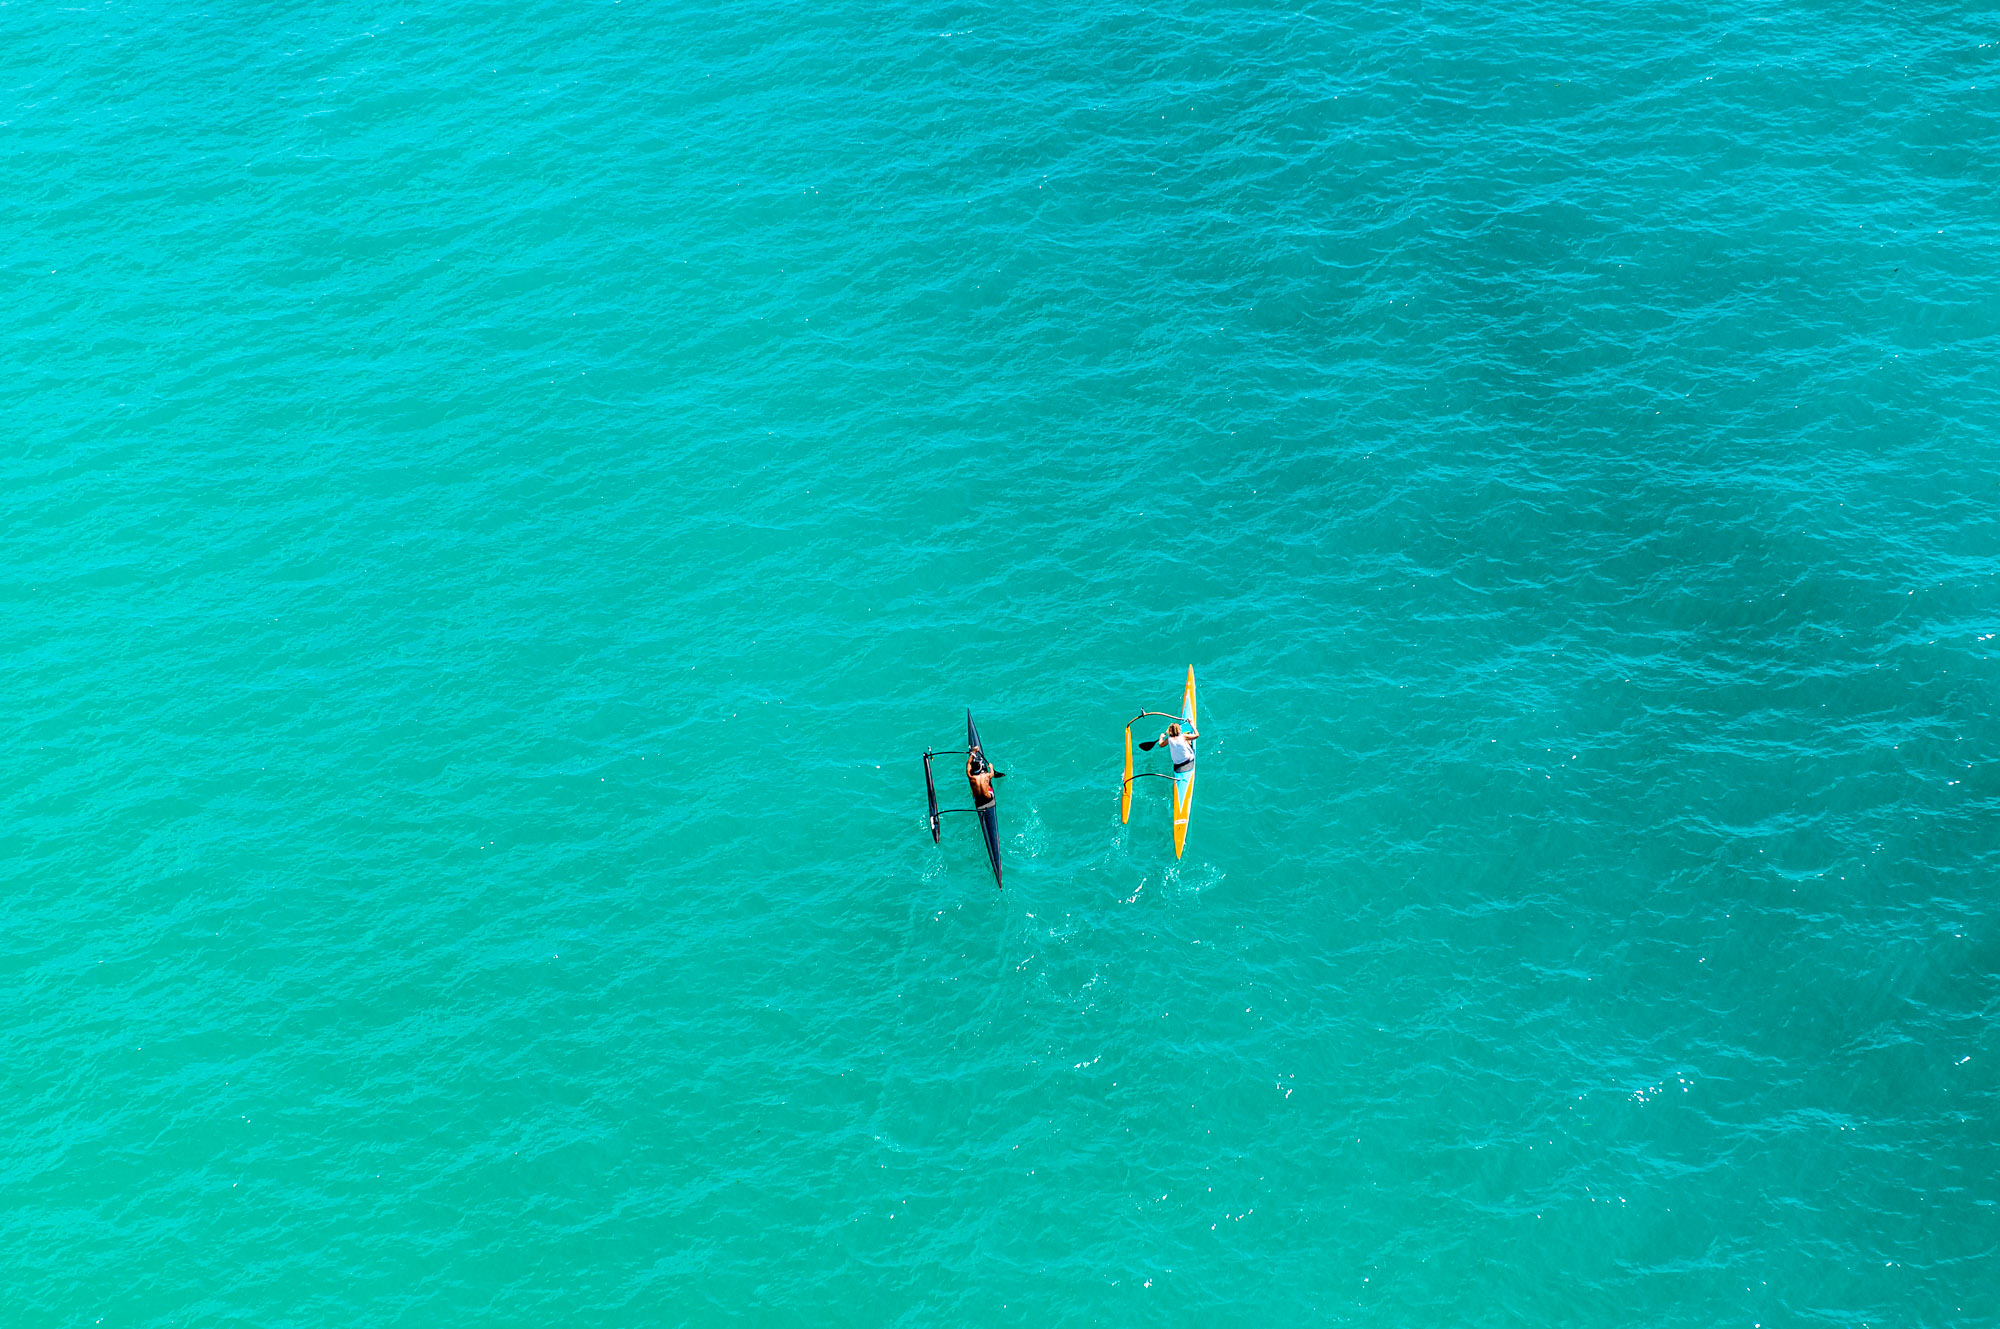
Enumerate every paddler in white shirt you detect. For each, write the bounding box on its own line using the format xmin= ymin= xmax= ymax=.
xmin=1157 ymin=722 xmax=1198 ymax=784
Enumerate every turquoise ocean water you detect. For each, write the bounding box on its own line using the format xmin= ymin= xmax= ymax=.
xmin=6 ymin=0 xmax=1999 ymax=1322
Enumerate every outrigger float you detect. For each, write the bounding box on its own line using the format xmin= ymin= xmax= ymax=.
xmin=921 ymin=710 xmax=1004 ymax=888
xmin=1120 ymin=665 xmax=1199 ymax=858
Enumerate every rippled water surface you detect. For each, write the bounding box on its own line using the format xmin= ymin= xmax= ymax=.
xmin=6 ymin=0 xmax=1998 ymax=1323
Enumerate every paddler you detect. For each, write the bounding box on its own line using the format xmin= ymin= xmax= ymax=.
xmin=1157 ymin=721 xmax=1198 ymax=781
xmin=966 ymin=745 xmax=996 ymax=809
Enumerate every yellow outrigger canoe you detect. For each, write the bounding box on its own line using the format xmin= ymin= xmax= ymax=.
xmin=1121 ymin=665 xmax=1198 ymax=858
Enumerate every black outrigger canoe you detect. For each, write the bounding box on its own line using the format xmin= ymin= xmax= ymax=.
xmin=921 ymin=711 xmax=1003 ymax=889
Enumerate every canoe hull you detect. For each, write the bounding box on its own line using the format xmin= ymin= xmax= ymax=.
xmin=1172 ymin=667 xmax=1196 ymax=858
